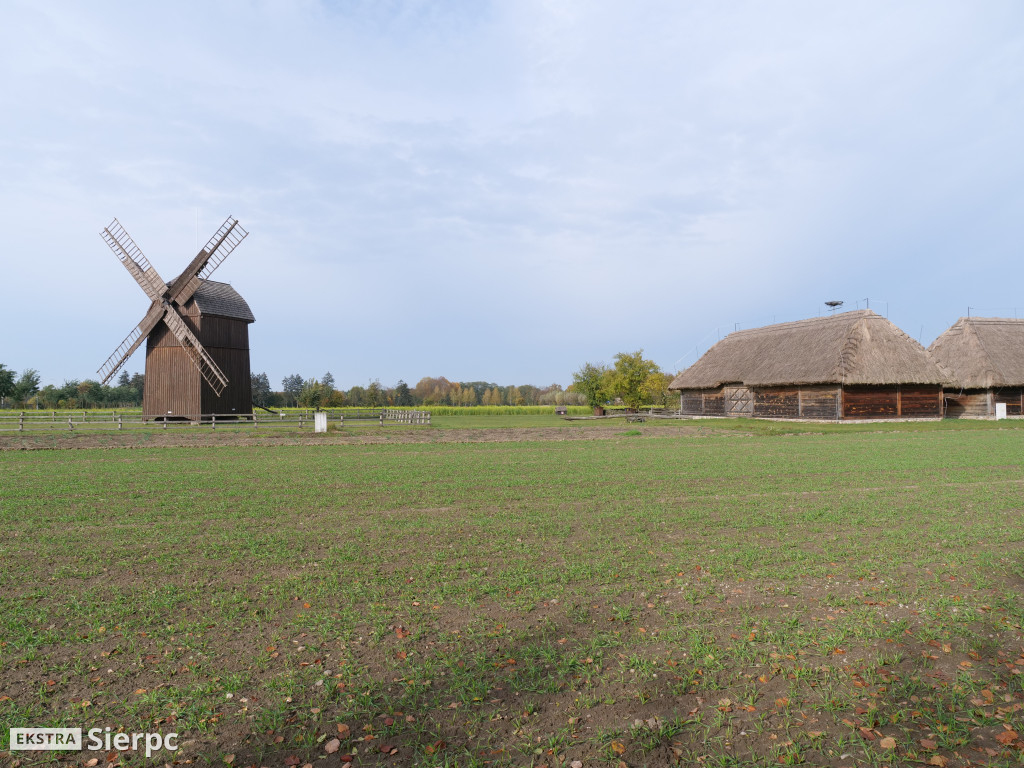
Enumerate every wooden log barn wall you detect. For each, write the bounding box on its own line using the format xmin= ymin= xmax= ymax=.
xmin=676 ymin=384 xmax=944 ymax=419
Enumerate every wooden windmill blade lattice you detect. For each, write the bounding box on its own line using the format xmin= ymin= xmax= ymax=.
xmin=166 ymin=216 xmax=248 ymax=307
xmin=96 ymin=217 xmax=249 ymax=398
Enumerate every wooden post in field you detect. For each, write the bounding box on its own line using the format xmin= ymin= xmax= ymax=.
xmin=68 ymin=417 xmax=73 ymax=431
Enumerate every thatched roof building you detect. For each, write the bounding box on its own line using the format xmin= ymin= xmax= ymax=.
xmin=670 ymin=310 xmax=947 ymax=420
xmin=929 ymin=317 xmax=1024 ymax=389
xmin=928 ymin=317 xmax=1024 ymax=417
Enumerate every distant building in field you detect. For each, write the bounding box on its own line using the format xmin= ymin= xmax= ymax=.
xmin=928 ymin=316 xmax=1024 ymax=418
xmin=669 ymin=310 xmax=948 ymax=420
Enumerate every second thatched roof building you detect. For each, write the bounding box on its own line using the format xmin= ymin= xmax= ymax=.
xmin=669 ymin=310 xmax=948 ymax=420
xmin=928 ymin=316 xmax=1024 ymax=418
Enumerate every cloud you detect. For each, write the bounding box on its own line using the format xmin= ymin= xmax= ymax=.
xmin=1 ymin=1 xmax=1022 ymax=387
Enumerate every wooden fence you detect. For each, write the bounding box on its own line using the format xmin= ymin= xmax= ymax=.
xmin=380 ymin=409 xmax=431 ymax=425
xmin=0 ymin=409 xmax=430 ymax=432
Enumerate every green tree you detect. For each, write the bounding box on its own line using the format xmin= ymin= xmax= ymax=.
xmin=571 ymin=362 xmax=611 ymax=408
xmin=608 ymin=350 xmax=661 ymax=409
xmin=251 ymin=372 xmax=272 ymax=407
xmin=394 ymin=380 xmax=413 ymax=406
xmin=12 ymin=369 xmax=41 ymax=405
xmin=346 ymin=385 xmax=366 ymax=406
xmin=518 ymin=384 xmax=539 ymax=405
xmin=506 ymin=385 xmax=523 ymax=406
xmin=365 ymin=380 xmax=384 ymax=407
xmin=281 ymin=374 xmax=304 ymax=406
xmin=0 ymin=363 xmax=14 ymax=406
xmin=297 ymin=378 xmax=329 ymax=408
xmin=643 ymin=370 xmax=675 ymax=407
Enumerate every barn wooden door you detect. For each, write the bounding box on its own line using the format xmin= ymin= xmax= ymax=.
xmin=724 ymin=386 xmax=753 ymax=416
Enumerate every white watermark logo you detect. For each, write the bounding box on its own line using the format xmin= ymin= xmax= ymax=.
xmin=10 ymin=728 xmax=82 ymax=750
xmin=9 ymin=727 xmax=178 ymax=758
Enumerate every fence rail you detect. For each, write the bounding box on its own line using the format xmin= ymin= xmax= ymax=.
xmin=0 ymin=409 xmax=431 ymax=432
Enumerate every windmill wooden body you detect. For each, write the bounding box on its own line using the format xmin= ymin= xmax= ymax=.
xmin=97 ymin=217 xmax=255 ymax=419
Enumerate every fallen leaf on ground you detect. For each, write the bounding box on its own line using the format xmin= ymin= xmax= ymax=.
xmin=324 ymin=739 xmax=340 ymax=754
xmin=995 ymin=729 xmax=1018 ymax=745
xmin=879 ymin=736 xmax=896 ymax=749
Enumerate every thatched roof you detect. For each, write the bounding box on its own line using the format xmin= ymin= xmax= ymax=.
xmin=191 ymin=280 xmax=254 ymax=322
xmin=669 ymin=310 xmax=946 ymax=390
xmin=928 ymin=317 xmax=1024 ymax=389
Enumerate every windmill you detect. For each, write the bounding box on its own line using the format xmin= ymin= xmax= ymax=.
xmin=97 ymin=216 xmax=255 ymax=419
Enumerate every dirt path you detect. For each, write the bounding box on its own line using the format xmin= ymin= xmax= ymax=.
xmin=0 ymin=423 xmax=713 ymax=451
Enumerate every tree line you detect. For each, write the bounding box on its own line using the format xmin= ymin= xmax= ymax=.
xmin=0 ymin=363 xmax=144 ymax=409
xmin=1 ymin=349 xmax=676 ymax=411
xmin=251 ymin=372 xmax=591 ymax=409
xmin=254 ymin=351 xmax=675 ymax=410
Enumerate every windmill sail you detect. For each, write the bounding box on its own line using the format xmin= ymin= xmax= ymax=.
xmin=167 ymin=217 xmax=249 ymax=306
xmin=100 ymin=219 xmax=168 ymax=301
xmin=97 ymin=303 xmax=166 ymax=384
xmin=198 ymin=217 xmax=248 ymax=280
xmin=161 ymin=309 xmax=229 ymax=395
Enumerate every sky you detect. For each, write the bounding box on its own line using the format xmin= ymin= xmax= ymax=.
xmin=2 ymin=1 xmax=1023 ymax=391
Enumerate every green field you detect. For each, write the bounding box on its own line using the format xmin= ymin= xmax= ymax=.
xmin=2 ymin=422 xmax=1024 ymax=766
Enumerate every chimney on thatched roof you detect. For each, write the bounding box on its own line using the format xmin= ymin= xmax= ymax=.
xmin=669 ymin=310 xmax=947 ymax=390
xmin=928 ymin=317 xmax=1024 ymax=390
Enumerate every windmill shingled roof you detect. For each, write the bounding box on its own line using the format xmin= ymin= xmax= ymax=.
xmin=191 ymin=279 xmax=255 ymax=322
xmin=669 ymin=310 xmax=948 ymax=390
